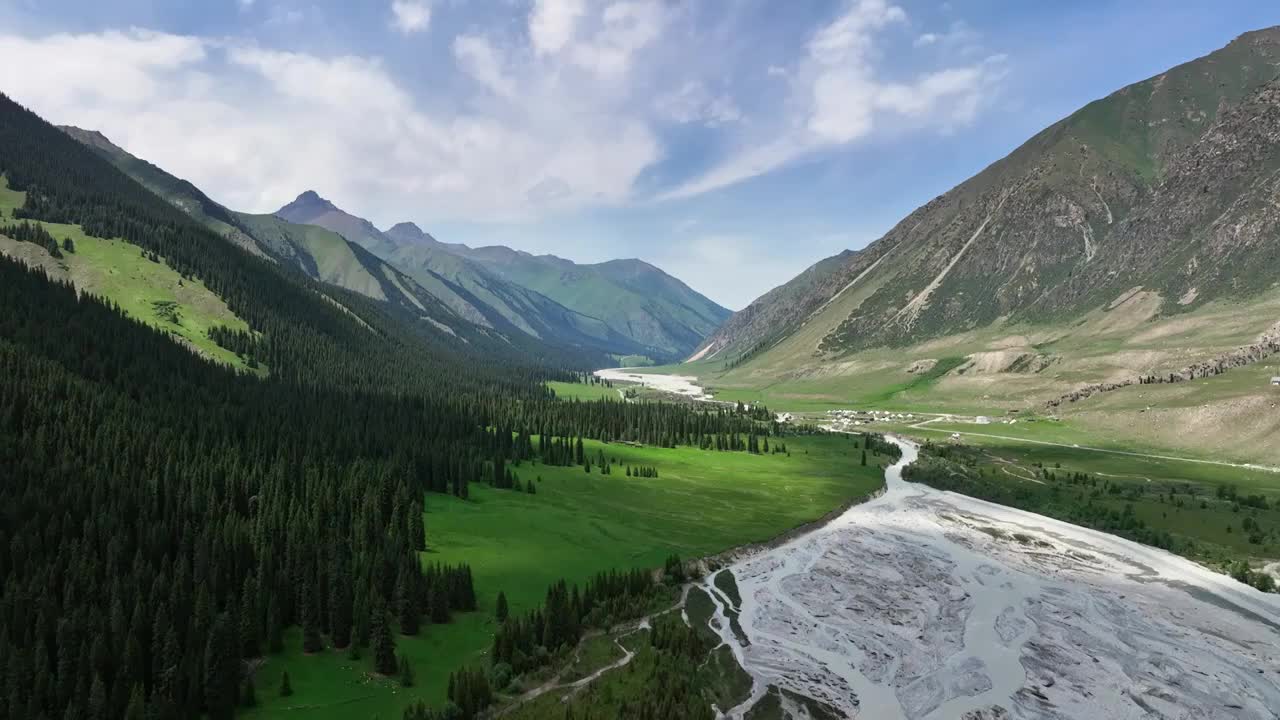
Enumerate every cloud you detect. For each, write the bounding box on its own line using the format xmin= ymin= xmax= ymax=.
xmin=453 ymin=34 xmax=516 ymax=98
xmin=529 ymin=0 xmax=585 ymax=55
xmin=566 ymin=1 xmax=667 ymax=79
xmin=390 ymin=0 xmax=430 ymax=34
xmin=655 ymin=81 xmax=741 ymax=126
xmin=0 ymin=27 xmax=660 ymax=223
xmin=660 ymin=0 xmax=1003 ymax=200
xmin=0 ymin=1 xmax=1005 ymax=238
xmin=914 ymin=32 xmax=938 ymax=47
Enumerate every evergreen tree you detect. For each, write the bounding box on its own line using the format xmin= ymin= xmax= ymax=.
xmin=398 ymin=655 xmax=414 ymax=688
xmin=241 ymin=677 xmax=257 ymax=708
xmin=123 ymin=686 xmax=145 ymax=720
xmin=372 ymin=604 xmax=398 ymax=675
xmin=495 ymin=592 xmax=509 ymax=624
xmin=203 ymin=613 xmax=238 ymax=720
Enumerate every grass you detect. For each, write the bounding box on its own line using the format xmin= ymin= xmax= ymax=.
xmin=545 ymin=380 xmax=625 ymax=402
xmin=907 ymin=416 xmax=1280 ymax=479
xmin=247 ymin=433 xmax=885 ymax=719
xmin=0 ymin=177 xmax=259 ymax=372
xmin=906 ymin=438 xmax=1280 ymax=567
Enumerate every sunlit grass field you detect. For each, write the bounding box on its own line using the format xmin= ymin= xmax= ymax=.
xmin=246 ymin=433 xmax=889 ymax=719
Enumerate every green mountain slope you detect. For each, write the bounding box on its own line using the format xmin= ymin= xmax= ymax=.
xmin=57 ymin=126 xmax=504 ymax=337
xmin=384 ymin=221 xmax=731 ymax=361
xmin=58 ymin=125 xmax=268 ymax=259
xmin=278 ymin=193 xmax=722 ymax=362
xmin=699 ymin=27 xmax=1280 ymax=370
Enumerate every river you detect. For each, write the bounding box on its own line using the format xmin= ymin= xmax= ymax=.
xmin=702 ymin=437 xmax=1280 ymax=719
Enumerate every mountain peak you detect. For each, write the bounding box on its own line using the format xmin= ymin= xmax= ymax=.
xmin=58 ymin=125 xmax=123 ymax=155
xmin=276 ymin=190 xmax=343 ymax=222
xmin=388 ymin=221 xmax=423 ymax=235
xmin=292 ymin=189 xmax=333 ymax=207
xmin=385 ymin=221 xmax=464 ymax=251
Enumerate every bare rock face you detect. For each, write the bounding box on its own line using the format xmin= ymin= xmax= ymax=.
xmin=699 ymin=27 xmax=1280 ymax=364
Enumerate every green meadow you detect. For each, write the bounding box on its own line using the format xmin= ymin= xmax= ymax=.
xmin=905 ymin=434 xmax=1280 ymax=567
xmin=0 ymin=177 xmax=258 ymax=371
xmin=246 ymin=433 xmax=888 ymax=719
xmin=545 ymin=380 xmax=626 ymax=402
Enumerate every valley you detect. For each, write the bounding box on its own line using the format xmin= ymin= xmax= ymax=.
xmin=240 ymin=433 xmax=889 ymax=720
xmin=3 ymin=8 xmax=1280 ymax=720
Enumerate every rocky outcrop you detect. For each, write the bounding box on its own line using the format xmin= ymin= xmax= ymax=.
xmin=1046 ymin=320 xmax=1280 ymax=409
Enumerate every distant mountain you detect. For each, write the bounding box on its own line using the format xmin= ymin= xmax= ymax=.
xmin=58 ymin=126 xmax=486 ymax=331
xmin=278 ymin=192 xmax=730 ymax=362
xmin=697 ymin=27 xmax=1280 ymax=365
xmin=277 ymin=190 xmax=400 ymax=257
xmin=393 ymin=241 xmax=730 ymax=361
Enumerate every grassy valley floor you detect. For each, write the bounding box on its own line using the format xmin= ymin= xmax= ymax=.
xmin=243 ymin=434 xmax=889 ymax=719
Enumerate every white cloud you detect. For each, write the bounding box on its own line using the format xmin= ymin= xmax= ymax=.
xmin=655 ymin=81 xmax=741 ymax=126
xmin=453 ymin=34 xmax=516 ymax=98
xmin=0 ymin=27 xmax=659 ymax=222
xmin=0 ymin=2 xmax=1005 ymax=236
xmin=390 ymin=0 xmax=431 ymax=34
xmin=912 ymin=21 xmax=982 ymax=55
xmin=529 ymin=0 xmax=585 ymax=55
xmin=661 ymin=0 xmax=1003 ymax=200
xmin=567 ymin=1 xmax=667 ymax=79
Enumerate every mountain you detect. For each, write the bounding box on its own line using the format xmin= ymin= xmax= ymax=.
xmin=57 ymin=126 xmax=491 ymax=334
xmin=58 ymin=125 xmax=267 ymax=259
xmin=697 ymin=28 xmax=1280 ymax=371
xmin=438 ymin=246 xmax=731 ymax=362
xmin=278 ymin=192 xmax=730 ymax=362
xmin=277 ymin=189 xmax=399 ymax=256
xmin=384 ymin=228 xmax=731 ymax=361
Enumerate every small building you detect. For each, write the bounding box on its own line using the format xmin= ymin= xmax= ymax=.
xmin=1272 ymin=376 xmax=1280 ymax=386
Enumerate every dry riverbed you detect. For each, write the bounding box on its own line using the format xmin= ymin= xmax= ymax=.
xmin=594 ymin=367 xmax=715 ymax=401
xmin=703 ymin=439 xmax=1280 ymax=719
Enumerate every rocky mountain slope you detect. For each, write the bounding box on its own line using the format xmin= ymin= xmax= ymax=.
xmin=279 ymin=193 xmax=730 ymax=362
xmin=696 ymin=27 xmax=1280 ymax=366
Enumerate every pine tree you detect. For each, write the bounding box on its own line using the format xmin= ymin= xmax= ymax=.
xmin=373 ymin=604 xmax=398 ymax=675
xmin=279 ymin=672 xmax=293 ymax=698
xmin=203 ymin=613 xmax=238 ymax=720
xmin=495 ymin=592 xmax=509 ymax=624
xmin=398 ymin=655 xmax=414 ymax=688
xmin=240 ymin=676 xmax=257 ymax=708
xmin=122 ymin=685 xmax=145 ymax=720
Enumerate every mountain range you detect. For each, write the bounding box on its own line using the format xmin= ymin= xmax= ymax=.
xmin=59 ymin=128 xmax=728 ymax=365
xmin=697 ymin=27 xmax=1280 ymax=371
xmin=276 ymin=191 xmax=729 ymax=363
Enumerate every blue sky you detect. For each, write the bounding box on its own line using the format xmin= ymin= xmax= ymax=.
xmin=1 ymin=1 xmax=1277 ymax=308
